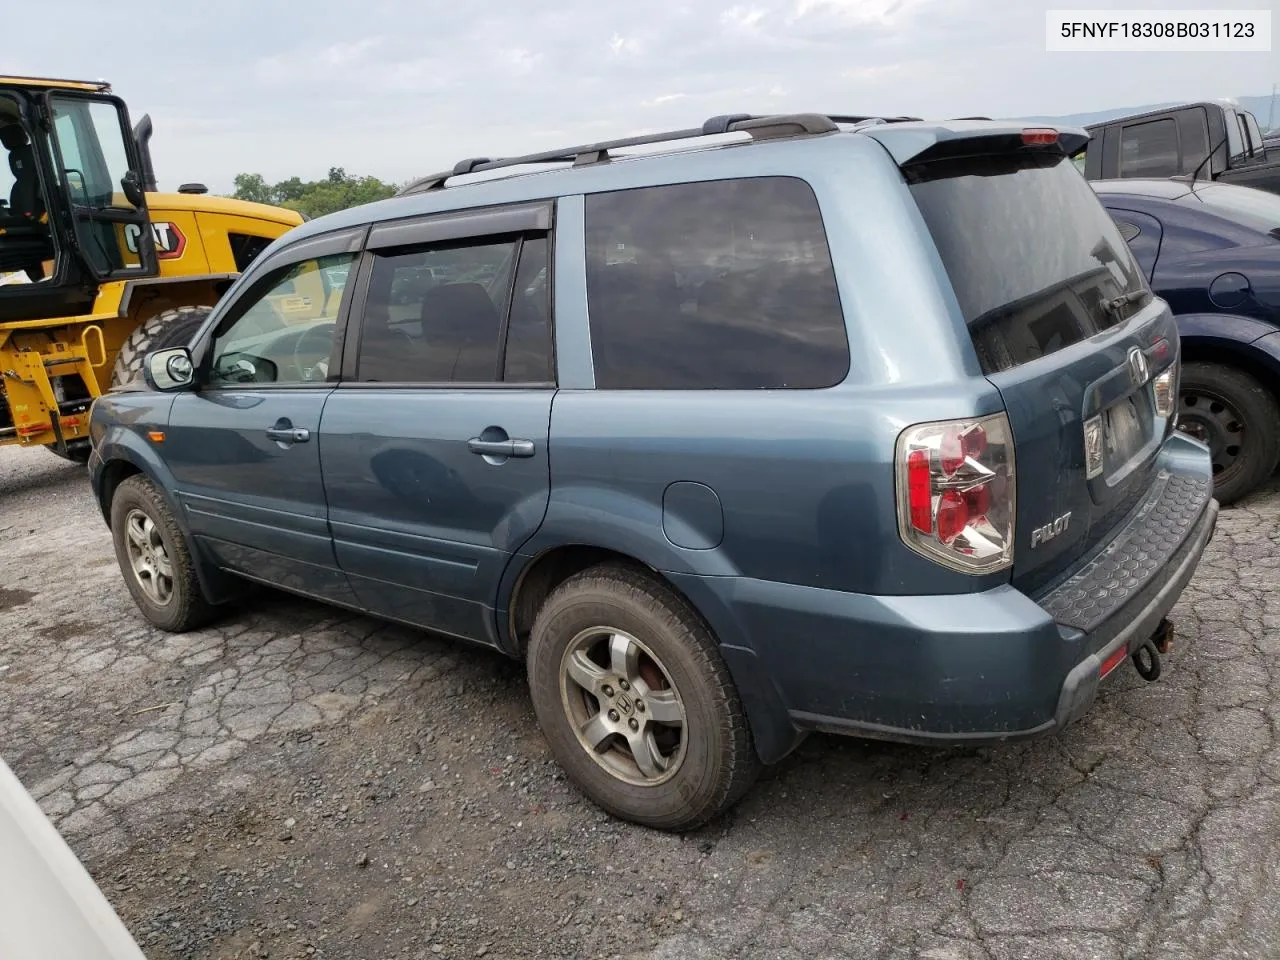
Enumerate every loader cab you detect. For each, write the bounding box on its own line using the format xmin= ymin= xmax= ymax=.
xmin=0 ymin=77 xmax=158 ymax=322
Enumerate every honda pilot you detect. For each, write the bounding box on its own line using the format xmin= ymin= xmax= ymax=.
xmin=87 ymin=113 xmax=1219 ymax=831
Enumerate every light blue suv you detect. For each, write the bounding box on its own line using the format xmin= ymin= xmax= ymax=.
xmin=88 ymin=113 xmax=1218 ymax=830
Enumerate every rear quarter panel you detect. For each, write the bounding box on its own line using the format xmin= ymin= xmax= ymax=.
xmin=519 ymin=142 xmax=1011 ymax=603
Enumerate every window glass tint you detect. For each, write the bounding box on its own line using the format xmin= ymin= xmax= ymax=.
xmin=358 ymin=239 xmax=517 ymax=383
xmin=209 ymin=253 xmax=355 ymax=385
xmin=908 ymin=154 xmax=1147 ymax=375
xmin=1243 ymin=113 xmax=1263 ymax=156
xmin=1176 ymin=109 xmax=1210 ymax=175
xmin=1111 ymin=217 xmax=1141 ymax=243
xmin=584 ymin=177 xmax=849 ymax=390
xmin=1119 ymin=119 xmax=1179 ymax=177
xmin=503 ymin=236 xmax=553 ymax=382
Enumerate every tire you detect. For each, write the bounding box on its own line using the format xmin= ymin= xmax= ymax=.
xmin=109 ymin=474 xmax=215 ymax=632
xmin=110 ymin=305 xmax=214 ymax=388
xmin=1178 ymin=362 xmax=1280 ymax=506
xmin=526 ymin=563 xmax=760 ymax=831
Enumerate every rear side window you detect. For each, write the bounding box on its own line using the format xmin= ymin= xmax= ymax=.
xmin=908 ymin=154 xmax=1147 ymax=375
xmin=1119 ymin=118 xmax=1179 ymax=177
xmin=356 ymin=235 xmax=553 ymax=384
xmin=1175 ymin=109 xmax=1210 ymax=175
xmin=1111 ymin=217 xmax=1141 ymax=243
xmin=584 ymin=177 xmax=849 ymax=390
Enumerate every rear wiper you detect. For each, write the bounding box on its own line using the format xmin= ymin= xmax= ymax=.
xmin=1101 ymin=290 xmax=1147 ymax=315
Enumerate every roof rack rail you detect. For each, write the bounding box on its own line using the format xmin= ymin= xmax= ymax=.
xmin=397 ymin=112 xmax=842 ymax=196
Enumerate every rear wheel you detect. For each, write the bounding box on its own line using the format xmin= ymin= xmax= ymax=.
xmin=526 ymin=563 xmax=760 ymax=831
xmin=1178 ymin=362 xmax=1280 ymax=506
xmin=110 ymin=305 xmax=214 ymax=388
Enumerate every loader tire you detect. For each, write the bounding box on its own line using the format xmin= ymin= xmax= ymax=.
xmin=110 ymin=305 xmax=214 ymax=388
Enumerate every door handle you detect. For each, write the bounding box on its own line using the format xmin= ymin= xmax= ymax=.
xmin=266 ymin=426 xmax=311 ymax=444
xmin=468 ymin=437 xmax=535 ymax=458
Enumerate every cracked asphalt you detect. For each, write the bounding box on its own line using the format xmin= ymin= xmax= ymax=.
xmin=2 ymin=445 xmax=1279 ymax=960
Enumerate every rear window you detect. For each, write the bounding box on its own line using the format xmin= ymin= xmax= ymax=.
xmin=1179 ymin=183 xmax=1280 ymax=238
xmin=584 ymin=177 xmax=850 ymax=390
xmin=1119 ymin=118 xmax=1179 ymax=177
xmin=907 ymin=154 xmax=1148 ymax=374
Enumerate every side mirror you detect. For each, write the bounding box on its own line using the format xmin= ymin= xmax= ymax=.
xmin=143 ymin=347 xmax=195 ymax=391
xmin=120 ymin=170 xmax=145 ymax=208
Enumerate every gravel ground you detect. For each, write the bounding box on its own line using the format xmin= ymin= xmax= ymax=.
xmin=2 ymin=445 xmax=1280 ymax=960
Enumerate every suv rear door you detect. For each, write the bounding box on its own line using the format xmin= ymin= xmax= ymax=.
xmin=896 ymin=135 xmax=1180 ymax=595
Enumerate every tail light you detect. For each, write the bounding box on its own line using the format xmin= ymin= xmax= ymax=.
xmin=895 ymin=413 xmax=1016 ymax=573
xmin=1021 ymin=128 xmax=1059 ymax=146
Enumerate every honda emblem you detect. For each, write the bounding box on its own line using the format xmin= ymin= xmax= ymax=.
xmin=1127 ymin=347 xmax=1148 ymax=385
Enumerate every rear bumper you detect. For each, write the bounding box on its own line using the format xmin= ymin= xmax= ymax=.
xmin=680 ymin=434 xmax=1218 ymax=750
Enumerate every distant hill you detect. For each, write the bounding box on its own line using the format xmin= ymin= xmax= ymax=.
xmin=1017 ymin=93 xmax=1279 ymax=132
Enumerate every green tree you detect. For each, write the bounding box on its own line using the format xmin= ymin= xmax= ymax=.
xmin=231 ymin=173 xmax=272 ymax=205
xmin=229 ymin=170 xmax=399 ymax=219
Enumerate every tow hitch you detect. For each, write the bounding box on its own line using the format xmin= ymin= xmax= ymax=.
xmin=1132 ymin=618 xmax=1174 ymax=682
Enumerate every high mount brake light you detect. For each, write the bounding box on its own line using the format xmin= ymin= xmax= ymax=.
xmin=1022 ymin=128 xmax=1059 ymax=146
xmin=895 ymin=414 xmax=1016 ymax=573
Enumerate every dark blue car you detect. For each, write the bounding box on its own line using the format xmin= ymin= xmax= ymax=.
xmin=86 ymin=116 xmax=1218 ymax=830
xmin=1093 ymin=178 xmax=1280 ymax=504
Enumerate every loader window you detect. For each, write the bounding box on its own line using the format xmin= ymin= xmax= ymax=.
xmin=48 ymin=94 xmax=153 ymax=280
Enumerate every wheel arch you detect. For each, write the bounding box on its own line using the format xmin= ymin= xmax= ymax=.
xmin=1176 ymin=314 xmax=1280 ymax=401
xmin=498 ymin=521 xmax=803 ymax=765
xmin=93 ymin=434 xmax=244 ymax=606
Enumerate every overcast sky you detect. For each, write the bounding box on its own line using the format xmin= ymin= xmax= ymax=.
xmin=10 ymin=0 xmax=1277 ymax=193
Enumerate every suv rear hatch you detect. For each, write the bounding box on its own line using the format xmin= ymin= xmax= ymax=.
xmin=873 ymin=124 xmax=1179 ymax=594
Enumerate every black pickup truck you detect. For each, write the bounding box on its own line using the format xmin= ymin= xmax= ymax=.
xmin=1077 ymin=99 xmax=1280 ymax=195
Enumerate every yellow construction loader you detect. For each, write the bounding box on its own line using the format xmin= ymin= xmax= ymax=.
xmin=0 ymin=75 xmax=307 ymax=462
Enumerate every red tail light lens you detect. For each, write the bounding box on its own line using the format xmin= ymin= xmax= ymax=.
xmin=895 ymin=413 xmax=1017 ymax=573
xmin=1022 ymin=128 xmax=1059 ymax=146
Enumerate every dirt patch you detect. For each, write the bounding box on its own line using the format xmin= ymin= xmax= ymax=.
xmin=0 ymin=586 xmax=33 ymax=610
xmin=37 ymin=621 xmax=92 ymax=642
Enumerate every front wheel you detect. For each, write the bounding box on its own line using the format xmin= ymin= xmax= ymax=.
xmin=109 ymin=474 xmax=215 ymax=632
xmin=1178 ymin=362 xmax=1280 ymax=506
xmin=526 ymin=564 xmax=760 ymax=831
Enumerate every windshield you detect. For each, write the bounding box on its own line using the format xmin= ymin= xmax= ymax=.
xmin=908 ymin=152 xmax=1147 ymax=374
xmin=1181 ymin=183 xmax=1280 ymax=237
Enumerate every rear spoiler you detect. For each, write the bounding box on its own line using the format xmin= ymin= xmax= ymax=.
xmin=860 ymin=122 xmax=1091 ymax=168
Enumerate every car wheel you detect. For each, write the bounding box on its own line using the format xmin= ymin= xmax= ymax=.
xmin=110 ymin=474 xmax=216 ymax=632
xmin=1178 ymin=362 xmax=1280 ymax=506
xmin=526 ymin=563 xmax=760 ymax=831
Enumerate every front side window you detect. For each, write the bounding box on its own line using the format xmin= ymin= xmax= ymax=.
xmin=207 ymin=252 xmax=356 ymax=386
xmin=584 ymin=176 xmax=850 ymax=390
xmin=1119 ymin=118 xmax=1179 ymax=177
xmin=356 ymin=235 xmax=553 ymax=384
xmin=1243 ymin=112 xmax=1264 ymax=157
xmin=1225 ymin=110 xmax=1246 ymax=160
